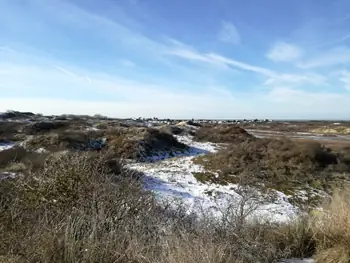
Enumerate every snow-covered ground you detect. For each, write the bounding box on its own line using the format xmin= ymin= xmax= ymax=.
xmin=0 ymin=172 xmax=17 ymax=180
xmin=278 ymin=259 xmax=314 ymax=263
xmin=127 ymin=135 xmax=299 ymax=223
xmin=0 ymin=141 xmax=14 ymax=151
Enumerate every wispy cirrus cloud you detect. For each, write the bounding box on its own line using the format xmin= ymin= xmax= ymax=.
xmin=1 ymin=0 xmax=349 ymax=119
xmin=54 ymin=66 xmax=78 ymax=78
xmin=218 ymin=21 xmax=241 ymax=44
xmin=266 ymin=42 xmax=304 ymax=63
xmin=166 ymin=43 xmax=328 ymax=90
xmin=166 ymin=43 xmax=274 ymax=76
xmin=339 ymin=70 xmax=350 ymax=91
xmin=298 ymin=47 xmax=350 ymax=69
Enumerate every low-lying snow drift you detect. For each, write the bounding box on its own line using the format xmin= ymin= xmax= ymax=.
xmin=0 ymin=141 xmax=14 ymax=152
xmin=278 ymin=259 xmax=314 ymax=263
xmin=127 ymin=135 xmax=298 ymax=223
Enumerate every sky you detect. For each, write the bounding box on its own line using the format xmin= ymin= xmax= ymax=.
xmin=1 ymin=0 xmax=350 ymax=119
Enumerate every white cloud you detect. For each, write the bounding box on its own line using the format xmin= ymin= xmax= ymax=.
xmin=1 ymin=88 xmax=349 ymax=120
xmin=339 ymin=70 xmax=350 ymax=91
xmin=167 ymin=44 xmax=327 ymax=89
xmin=54 ymin=65 xmax=78 ymax=78
xmin=166 ymin=44 xmax=274 ymax=76
xmin=218 ymin=21 xmax=241 ymax=44
xmin=264 ymin=73 xmax=327 ymax=87
xmin=0 ymin=61 xmax=242 ymax=118
xmin=206 ymin=53 xmax=275 ymax=76
xmin=267 ymin=42 xmax=304 ymax=62
xmin=265 ymin=87 xmax=350 ymax=119
xmin=0 ymin=59 xmax=348 ymax=120
xmin=1 ymin=1 xmax=349 ymax=119
xmin=298 ymin=47 xmax=350 ymax=69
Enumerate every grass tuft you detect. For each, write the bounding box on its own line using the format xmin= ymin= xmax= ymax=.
xmin=312 ymin=189 xmax=350 ymax=263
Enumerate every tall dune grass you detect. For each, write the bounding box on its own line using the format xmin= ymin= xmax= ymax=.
xmin=312 ymin=189 xmax=350 ymax=263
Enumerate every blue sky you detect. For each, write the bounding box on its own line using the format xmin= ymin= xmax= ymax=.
xmin=1 ymin=0 xmax=350 ymax=119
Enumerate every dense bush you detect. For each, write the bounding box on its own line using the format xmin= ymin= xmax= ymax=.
xmin=194 ymin=124 xmax=254 ymax=144
xmin=24 ymin=121 xmax=69 ymax=134
xmin=0 ymin=147 xmax=48 ymax=173
xmin=0 ymin=122 xmax=26 ymax=141
xmin=106 ymin=128 xmax=188 ymax=161
xmin=195 ymin=138 xmax=350 ymax=191
xmin=25 ymin=130 xmax=105 ymax=152
xmin=142 ymin=128 xmax=187 ymax=154
xmin=0 ymin=110 xmax=35 ymax=120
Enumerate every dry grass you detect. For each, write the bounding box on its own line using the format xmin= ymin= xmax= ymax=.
xmin=312 ymin=189 xmax=350 ymax=263
xmin=24 ymin=121 xmax=69 ymax=135
xmin=22 ymin=126 xmax=187 ymax=161
xmin=0 ymin=153 xmax=158 ymax=263
xmin=24 ymin=130 xmax=106 ymax=152
xmin=160 ymin=125 xmax=195 ymax=136
xmin=0 ymin=153 xmax=317 ymax=263
xmin=311 ymin=126 xmax=350 ymax=135
xmin=273 ymin=217 xmax=315 ymax=259
xmin=194 ymin=124 xmax=254 ymax=144
xmin=0 ymin=147 xmax=49 ymax=173
xmin=0 ymin=122 xmax=26 ymax=141
xmin=106 ymin=127 xmax=187 ymax=161
xmin=194 ymin=138 xmax=350 ymax=195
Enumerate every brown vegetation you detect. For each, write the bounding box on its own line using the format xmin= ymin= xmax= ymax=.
xmin=1 ymin=148 xmax=350 ymax=262
xmin=0 ymin=153 xmax=319 ymax=263
xmin=160 ymin=125 xmax=195 ymax=136
xmin=311 ymin=189 xmax=350 ymax=263
xmin=0 ymin=122 xmax=26 ymax=141
xmin=3 ymin=116 xmax=350 ymax=261
xmin=0 ymin=110 xmax=35 ymax=120
xmin=0 ymin=147 xmax=49 ymax=173
xmin=24 ymin=121 xmax=69 ymax=134
xmin=240 ymin=120 xmax=350 ymax=133
xmin=194 ymin=124 xmax=254 ymax=143
xmin=106 ymin=127 xmax=187 ymax=161
xmin=25 ymin=130 xmax=105 ymax=152
xmin=194 ymin=138 xmax=350 ymax=196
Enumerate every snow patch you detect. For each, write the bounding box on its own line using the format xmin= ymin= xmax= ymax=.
xmin=278 ymin=259 xmax=314 ymax=263
xmin=0 ymin=141 xmax=14 ymax=151
xmin=139 ymin=135 xmax=218 ymax=162
xmin=0 ymin=172 xmax=17 ymax=180
xmin=86 ymin=126 xmax=100 ymax=131
xmin=35 ymin=147 xmax=48 ymax=153
xmin=128 ymin=135 xmax=298 ymax=224
xmin=174 ymin=135 xmax=219 ymax=153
